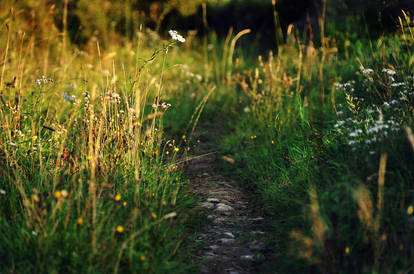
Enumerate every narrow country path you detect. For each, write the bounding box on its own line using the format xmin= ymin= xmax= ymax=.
xmin=186 ymin=127 xmax=274 ymax=274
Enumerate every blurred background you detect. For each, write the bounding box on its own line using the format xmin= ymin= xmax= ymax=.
xmin=2 ymin=0 xmax=414 ymax=51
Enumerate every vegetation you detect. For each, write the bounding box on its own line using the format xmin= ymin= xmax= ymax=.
xmin=1 ymin=1 xmax=414 ymax=273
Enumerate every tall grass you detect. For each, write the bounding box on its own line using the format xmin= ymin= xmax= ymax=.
xmin=218 ymin=11 xmax=414 ymax=273
xmin=0 ymin=3 xmax=206 ymax=272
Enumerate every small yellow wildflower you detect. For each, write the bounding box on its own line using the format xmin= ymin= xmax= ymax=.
xmin=77 ymin=218 xmax=83 ymax=225
xmin=407 ymin=205 xmax=413 ymax=215
xmin=250 ymin=135 xmax=257 ymax=140
xmin=133 ymin=121 xmax=141 ymax=127
xmin=182 ymin=135 xmax=186 ymax=140
xmin=165 ymin=151 xmax=170 ymax=155
xmin=174 ymin=147 xmax=179 ymax=152
xmin=86 ymin=156 xmax=92 ymax=161
xmin=140 ymin=255 xmax=146 ymax=262
xmin=271 ymin=140 xmax=275 ymax=145
xmin=116 ymin=225 xmax=124 ymax=233
xmin=345 ymin=247 xmax=350 ymax=254
xmin=54 ymin=191 xmax=61 ymax=199
xmin=78 ymin=178 xmax=82 ymax=183
xmin=152 ymin=193 xmax=155 ymax=197
xmin=32 ymin=194 xmax=40 ymax=202
xmin=115 ymin=194 xmax=121 ymax=201
xmin=123 ymin=201 xmax=127 ymax=207
xmin=151 ymin=212 xmax=157 ymax=219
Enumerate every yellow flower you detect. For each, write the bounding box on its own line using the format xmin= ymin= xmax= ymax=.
xmin=271 ymin=140 xmax=275 ymax=145
xmin=116 ymin=225 xmax=124 ymax=233
xmin=77 ymin=218 xmax=83 ymax=225
xmin=345 ymin=247 xmax=350 ymax=254
xmin=86 ymin=156 xmax=92 ymax=161
xmin=152 ymin=193 xmax=155 ymax=197
xmin=61 ymin=190 xmax=68 ymax=197
xmin=115 ymin=194 xmax=121 ymax=201
xmin=165 ymin=151 xmax=170 ymax=155
xmin=151 ymin=212 xmax=157 ymax=219
xmin=54 ymin=191 xmax=61 ymax=199
xmin=174 ymin=147 xmax=179 ymax=152
xmin=182 ymin=135 xmax=186 ymax=140
xmin=407 ymin=205 xmax=413 ymax=215
xmin=250 ymin=135 xmax=257 ymax=140
xmin=32 ymin=194 xmax=40 ymax=202
xmin=133 ymin=121 xmax=141 ymax=127
xmin=123 ymin=201 xmax=127 ymax=207
xmin=78 ymin=178 xmax=82 ymax=183
xmin=140 ymin=255 xmax=146 ymax=262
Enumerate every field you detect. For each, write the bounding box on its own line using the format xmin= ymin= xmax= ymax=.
xmin=1 ymin=1 xmax=414 ymax=273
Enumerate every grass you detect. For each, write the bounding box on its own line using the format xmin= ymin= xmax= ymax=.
xmin=1 ymin=1 xmax=414 ymax=273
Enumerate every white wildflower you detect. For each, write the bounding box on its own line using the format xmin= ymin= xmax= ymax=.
xmin=362 ymin=68 xmax=374 ymax=75
xmin=382 ymin=68 xmax=396 ymax=75
xmin=0 ymin=189 xmax=6 ymax=195
xmin=169 ymin=30 xmax=186 ymax=43
xmin=62 ymin=92 xmax=76 ymax=102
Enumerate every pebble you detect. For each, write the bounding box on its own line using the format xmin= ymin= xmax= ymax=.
xmin=223 ymin=232 xmax=235 ymax=238
xmin=200 ymin=202 xmax=215 ymax=209
xmin=240 ymin=254 xmax=254 ymax=261
xmin=207 ymin=198 xmax=220 ymax=203
xmin=218 ymin=238 xmax=235 ymax=245
xmin=215 ymin=203 xmax=234 ymax=214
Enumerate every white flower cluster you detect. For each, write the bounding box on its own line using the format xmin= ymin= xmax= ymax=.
xmin=333 ymin=67 xmax=414 ymax=151
xmin=36 ymin=75 xmax=53 ymax=86
xmin=62 ymin=92 xmax=76 ymax=102
xmin=168 ymin=30 xmax=186 ymax=43
xmin=152 ymin=102 xmax=171 ymax=110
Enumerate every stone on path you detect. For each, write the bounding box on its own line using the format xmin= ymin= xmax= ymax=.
xmin=200 ymin=202 xmax=215 ymax=209
xmin=215 ymin=203 xmax=234 ymax=215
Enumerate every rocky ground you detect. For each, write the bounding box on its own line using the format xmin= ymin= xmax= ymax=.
xmin=186 ymin=129 xmax=275 ymax=274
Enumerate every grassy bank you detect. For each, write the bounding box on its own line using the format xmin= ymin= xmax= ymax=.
xmin=0 ymin=6 xmax=210 ymax=272
xmin=217 ymin=12 xmax=414 ymax=273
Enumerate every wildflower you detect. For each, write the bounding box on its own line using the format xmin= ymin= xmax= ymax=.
xmin=407 ymin=205 xmax=413 ymax=215
xmin=0 ymin=189 xmax=5 ymax=195
xmin=32 ymin=194 xmax=39 ymax=202
xmin=115 ymin=194 xmax=121 ymax=201
xmin=61 ymin=190 xmax=68 ymax=198
xmin=140 ymin=255 xmax=146 ymax=262
xmin=250 ymin=135 xmax=257 ymax=140
xmin=271 ymin=140 xmax=275 ymax=145
xmin=382 ymin=68 xmax=396 ymax=76
xmin=168 ymin=30 xmax=186 ymax=43
xmin=77 ymin=218 xmax=83 ymax=225
xmin=174 ymin=147 xmax=179 ymax=152
xmin=165 ymin=151 xmax=170 ymax=155
xmin=54 ymin=191 xmax=61 ymax=199
xmin=362 ymin=68 xmax=374 ymax=75
xmin=151 ymin=212 xmax=157 ymax=219
xmin=62 ymin=92 xmax=76 ymax=102
xmin=345 ymin=247 xmax=350 ymax=254
xmin=182 ymin=135 xmax=186 ymax=140
xmin=123 ymin=202 xmax=127 ymax=207
xmin=116 ymin=225 xmax=124 ymax=233
xmin=32 ymin=231 xmax=37 ymax=236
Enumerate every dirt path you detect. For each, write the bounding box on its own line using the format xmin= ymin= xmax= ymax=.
xmin=186 ymin=128 xmax=273 ymax=274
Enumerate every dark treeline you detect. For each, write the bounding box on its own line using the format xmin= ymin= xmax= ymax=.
xmin=15 ymin=0 xmax=414 ymax=48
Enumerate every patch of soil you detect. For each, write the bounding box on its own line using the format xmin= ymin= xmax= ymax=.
xmin=186 ymin=128 xmax=275 ymax=274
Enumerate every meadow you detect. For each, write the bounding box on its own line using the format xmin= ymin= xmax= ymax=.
xmin=1 ymin=1 xmax=414 ymax=273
